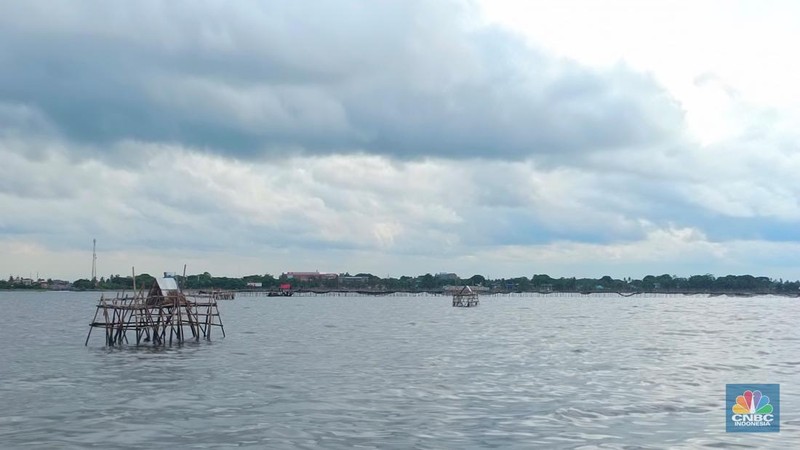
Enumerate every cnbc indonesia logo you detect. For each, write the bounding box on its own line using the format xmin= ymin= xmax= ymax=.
xmin=733 ymin=390 xmax=773 ymax=420
xmin=727 ymin=384 xmax=780 ymax=432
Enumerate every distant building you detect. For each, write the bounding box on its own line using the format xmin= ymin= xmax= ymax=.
xmin=49 ymin=280 xmax=72 ymax=290
xmin=284 ymin=271 xmax=338 ymax=281
xmin=246 ymin=282 xmax=262 ymax=288
xmin=339 ymin=276 xmax=369 ymax=285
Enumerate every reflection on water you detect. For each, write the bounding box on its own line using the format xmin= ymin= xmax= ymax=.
xmin=1 ymin=291 xmax=798 ymax=448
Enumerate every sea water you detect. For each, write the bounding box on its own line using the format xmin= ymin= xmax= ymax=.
xmin=1 ymin=291 xmax=798 ymax=448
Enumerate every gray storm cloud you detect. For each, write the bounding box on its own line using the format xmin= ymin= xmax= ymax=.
xmin=0 ymin=0 xmax=684 ymax=160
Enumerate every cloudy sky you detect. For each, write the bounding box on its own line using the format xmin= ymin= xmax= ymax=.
xmin=2 ymin=0 xmax=800 ymax=281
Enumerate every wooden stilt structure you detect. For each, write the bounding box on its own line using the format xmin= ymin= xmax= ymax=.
xmin=197 ymin=289 xmax=235 ymax=300
xmin=85 ymin=274 xmax=225 ymax=346
xmin=452 ymin=285 xmax=479 ymax=307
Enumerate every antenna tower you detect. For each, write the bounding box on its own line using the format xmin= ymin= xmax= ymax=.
xmin=91 ymin=239 xmax=97 ymax=287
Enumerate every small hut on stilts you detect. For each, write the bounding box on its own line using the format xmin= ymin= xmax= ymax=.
xmin=86 ymin=273 xmax=225 ymax=346
xmin=452 ymin=285 xmax=479 ymax=307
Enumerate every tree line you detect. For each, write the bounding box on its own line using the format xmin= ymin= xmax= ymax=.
xmin=3 ymin=272 xmax=799 ymax=294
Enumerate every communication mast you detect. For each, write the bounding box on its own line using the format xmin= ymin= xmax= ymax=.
xmin=91 ymin=239 xmax=97 ymax=288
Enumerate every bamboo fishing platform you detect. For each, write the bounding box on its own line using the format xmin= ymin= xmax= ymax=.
xmin=85 ymin=275 xmax=225 ymax=346
xmin=197 ymin=289 xmax=235 ymax=300
xmin=452 ymin=285 xmax=479 ymax=307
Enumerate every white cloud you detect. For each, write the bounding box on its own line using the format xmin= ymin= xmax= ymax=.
xmin=480 ymin=0 xmax=800 ymax=145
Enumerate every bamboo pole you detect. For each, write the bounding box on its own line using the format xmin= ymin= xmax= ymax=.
xmin=85 ymin=302 xmax=101 ymax=346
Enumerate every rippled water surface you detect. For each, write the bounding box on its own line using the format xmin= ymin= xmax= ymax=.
xmin=1 ymin=291 xmax=799 ymax=448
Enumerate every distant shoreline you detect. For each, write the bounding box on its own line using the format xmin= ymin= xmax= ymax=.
xmin=208 ymin=288 xmax=800 ymax=298
xmin=1 ymin=287 xmax=798 ymax=298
